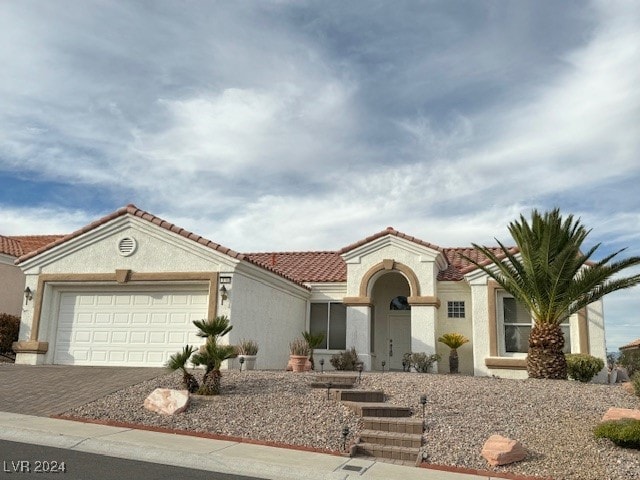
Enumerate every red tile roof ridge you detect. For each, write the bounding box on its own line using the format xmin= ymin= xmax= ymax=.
xmin=338 ymin=227 xmax=444 ymax=255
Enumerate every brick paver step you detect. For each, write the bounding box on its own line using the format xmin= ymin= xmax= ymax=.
xmin=332 ymin=389 xmax=385 ymax=402
xmin=359 ymin=429 xmax=422 ymax=448
xmin=314 ymin=374 xmax=358 ymax=384
xmin=343 ymin=402 xmax=412 ymax=418
xmin=356 ymin=442 xmax=420 ymax=462
xmin=310 ymin=382 xmax=355 ymax=389
xmin=362 ymin=417 xmax=423 ymax=434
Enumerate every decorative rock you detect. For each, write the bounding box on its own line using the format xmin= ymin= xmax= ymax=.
xmin=144 ymin=388 xmax=190 ymax=415
xmin=601 ymin=407 xmax=640 ymax=422
xmin=481 ymin=434 xmax=527 ymax=466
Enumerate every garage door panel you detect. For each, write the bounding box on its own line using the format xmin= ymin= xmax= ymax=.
xmin=54 ymin=288 xmax=209 ymax=366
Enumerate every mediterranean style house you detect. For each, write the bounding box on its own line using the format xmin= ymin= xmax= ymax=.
xmin=7 ymin=205 xmax=607 ymax=380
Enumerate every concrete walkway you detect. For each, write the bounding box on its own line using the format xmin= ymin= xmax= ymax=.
xmin=0 ymin=412 xmax=496 ymax=480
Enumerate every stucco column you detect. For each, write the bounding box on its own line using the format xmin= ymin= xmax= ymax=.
xmin=468 ymin=280 xmax=491 ymax=377
xmin=346 ymin=305 xmax=372 ymax=370
xmin=410 ymin=305 xmax=438 ymax=371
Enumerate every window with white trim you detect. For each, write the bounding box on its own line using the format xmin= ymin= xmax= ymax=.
xmin=497 ymin=291 xmax=570 ymax=356
xmin=447 ymin=301 xmax=465 ymax=318
xmin=310 ymin=302 xmax=347 ymax=350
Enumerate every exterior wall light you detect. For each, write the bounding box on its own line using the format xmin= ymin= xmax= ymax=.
xmin=239 ymin=356 xmax=245 ymax=371
xmin=420 ymin=394 xmax=427 ymax=429
xmin=319 ymin=358 xmax=325 ymax=373
xmin=24 ymin=287 xmax=34 ymax=305
xmin=219 ymin=285 xmax=228 ymax=304
xmin=342 ymin=425 xmax=350 ymax=451
xmin=356 ymin=362 xmax=363 ymax=383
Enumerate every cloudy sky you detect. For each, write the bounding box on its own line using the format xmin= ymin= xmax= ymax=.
xmin=1 ymin=1 xmax=638 ymax=350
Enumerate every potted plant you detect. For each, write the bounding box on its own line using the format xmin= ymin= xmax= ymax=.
xmin=289 ymin=337 xmax=310 ymax=373
xmin=302 ymin=331 xmax=325 ymax=370
xmin=437 ymin=332 xmax=469 ymax=374
xmin=236 ymin=339 xmax=259 ymax=370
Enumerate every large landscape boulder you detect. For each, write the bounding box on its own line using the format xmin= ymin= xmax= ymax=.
xmin=481 ymin=434 xmax=527 ymax=466
xmin=144 ymin=388 xmax=190 ymax=415
xmin=601 ymin=407 xmax=640 ymax=422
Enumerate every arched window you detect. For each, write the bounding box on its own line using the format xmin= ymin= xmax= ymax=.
xmin=390 ymin=295 xmax=410 ymax=310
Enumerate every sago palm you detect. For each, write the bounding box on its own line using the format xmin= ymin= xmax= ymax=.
xmin=166 ymin=345 xmax=199 ymax=393
xmin=438 ymin=333 xmax=469 ymax=374
xmin=461 ymin=209 xmax=640 ymax=379
xmin=190 ymin=316 xmax=236 ymax=395
xmin=302 ymin=330 xmax=325 ymax=370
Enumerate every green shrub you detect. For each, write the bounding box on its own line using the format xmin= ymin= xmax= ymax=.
xmin=0 ymin=314 xmax=20 ymax=353
xmin=566 ymin=353 xmax=605 ymax=382
xmin=330 ymin=347 xmax=359 ymax=371
xmin=594 ymin=419 xmax=640 ymax=449
xmin=410 ymin=352 xmax=440 ymax=373
xmin=632 ymin=372 xmax=640 ymax=398
xmin=619 ymin=349 xmax=640 ymax=377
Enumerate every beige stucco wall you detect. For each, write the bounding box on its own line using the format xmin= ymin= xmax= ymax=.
xmin=228 ymin=267 xmax=309 ymax=370
xmin=0 ymin=255 xmax=24 ymax=317
xmin=435 ymin=281 xmax=474 ymax=375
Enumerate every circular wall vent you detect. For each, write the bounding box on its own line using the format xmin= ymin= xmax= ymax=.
xmin=117 ymin=237 xmax=137 ymax=256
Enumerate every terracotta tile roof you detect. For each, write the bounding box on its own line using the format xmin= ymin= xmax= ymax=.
xmin=0 ymin=235 xmax=64 ymax=257
xmin=14 ymin=205 xmax=309 ymax=289
xmin=620 ymin=338 xmax=640 ymax=350
xmin=10 ymin=208 xmax=510 ymax=286
xmin=244 ymin=251 xmax=347 ymax=283
xmin=338 ymin=227 xmax=444 ymax=254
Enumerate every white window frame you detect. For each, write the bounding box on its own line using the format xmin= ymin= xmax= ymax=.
xmin=496 ymin=291 xmax=571 ymax=357
xmin=447 ymin=301 xmax=465 ymax=318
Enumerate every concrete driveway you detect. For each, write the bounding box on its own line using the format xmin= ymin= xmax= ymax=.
xmin=0 ymin=364 xmax=167 ymax=416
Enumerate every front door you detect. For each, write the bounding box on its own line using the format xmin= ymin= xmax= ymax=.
xmin=387 ymin=313 xmax=411 ymax=370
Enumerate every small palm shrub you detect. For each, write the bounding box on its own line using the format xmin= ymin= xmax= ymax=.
xmin=167 ymin=345 xmax=199 ymax=393
xmin=438 ymin=332 xmax=469 ymax=374
xmin=302 ymin=331 xmax=325 ymax=370
xmin=0 ymin=314 xmax=20 ymax=353
xmin=409 ymin=352 xmax=440 ymax=373
xmin=619 ymin=349 xmax=640 ymax=377
xmin=594 ymin=419 xmax=640 ymax=449
xmin=566 ymin=353 xmax=605 ymax=382
xmin=330 ymin=347 xmax=359 ymax=371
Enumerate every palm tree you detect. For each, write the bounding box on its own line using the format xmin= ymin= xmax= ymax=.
xmin=461 ymin=209 xmax=640 ymax=379
xmin=191 ymin=316 xmax=236 ymax=395
xmin=166 ymin=345 xmax=199 ymax=393
xmin=302 ymin=331 xmax=325 ymax=370
xmin=438 ymin=333 xmax=469 ymax=374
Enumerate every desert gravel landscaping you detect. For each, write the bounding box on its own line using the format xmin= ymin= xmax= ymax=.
xmin=65 ymin=370 xmax=639 ymax=480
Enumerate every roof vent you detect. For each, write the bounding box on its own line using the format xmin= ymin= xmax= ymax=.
xmin=117 ymin=237 xmax=137 ymax=257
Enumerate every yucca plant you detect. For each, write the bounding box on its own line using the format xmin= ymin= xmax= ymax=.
xmin=166 ymin=345 xmax=199 ymax=393
xmin=302 ymin=331 xmax=325 ymax=370
xmin=438 ymin=333 xmax=469 ymax=374
xmin=460 ymin=209 xmax=640 ymax=379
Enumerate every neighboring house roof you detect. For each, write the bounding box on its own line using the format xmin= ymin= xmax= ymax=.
xmin=0 ymin=234 xmax=65 ymax=258
xmin=620 ymin=338 xmax=640 ymax=351
xmin=10 ymin=204 xmax=513 ymax=285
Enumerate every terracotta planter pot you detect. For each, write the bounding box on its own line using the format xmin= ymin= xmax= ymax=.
xmin=289 ymin=355 xmax=308 ymax=373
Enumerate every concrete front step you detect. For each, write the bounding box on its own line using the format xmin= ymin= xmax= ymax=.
xmin=310 ymin=382 xmax=355 ymax=389
xmin=362 ymin=417 xmax=424 ymax=434
xmin=332 ymin=389 xmax=385 ymax=402
xmin=343 ymin=402 xmax=412 ymax=418
xmin=356 ymin=442 xmax=420 ymax=462
xmin=314 ymin=374 xmax=358 ymax=384
xmin=359 ymin=429 xmax=422 ymax=448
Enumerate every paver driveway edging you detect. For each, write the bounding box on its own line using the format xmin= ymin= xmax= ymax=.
xmin=0 ymin=364 xmax=167 ymax=416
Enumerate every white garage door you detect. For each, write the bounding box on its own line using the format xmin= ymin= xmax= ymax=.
xmin=54 ymin=288 xmax=209 ymax=366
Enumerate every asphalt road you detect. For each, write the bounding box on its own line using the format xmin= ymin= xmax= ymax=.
xmin=0 ymin=440 xmax=266 ymax=480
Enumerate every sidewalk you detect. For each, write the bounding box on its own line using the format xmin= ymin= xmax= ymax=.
xmin=0 ymin=412 xmax=493 ymax=480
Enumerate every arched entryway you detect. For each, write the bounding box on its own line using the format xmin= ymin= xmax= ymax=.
xmin=370 ymin=271 xmax=412 ymax=370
